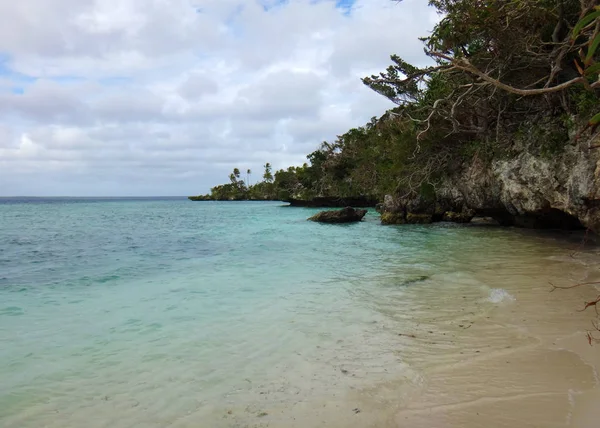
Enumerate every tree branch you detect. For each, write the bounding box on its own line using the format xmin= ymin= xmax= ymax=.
xmin=431 ymin=52 xmax=588 ymax=95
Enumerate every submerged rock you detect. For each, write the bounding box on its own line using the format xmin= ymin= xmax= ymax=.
xmin=401 ymin=275 xmax=431 ymax=286
xmin=308 ymin=207 xmax=367 ymax=223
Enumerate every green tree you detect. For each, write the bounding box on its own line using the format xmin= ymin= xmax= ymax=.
xmin=263 ymin=163 xmax=273 ymax=183
xmin=364 ymin=0 xmax=600 ymax=140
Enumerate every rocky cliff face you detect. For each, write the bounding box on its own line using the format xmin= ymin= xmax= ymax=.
xmin=381 ymin=131 xmax=600 ymax=232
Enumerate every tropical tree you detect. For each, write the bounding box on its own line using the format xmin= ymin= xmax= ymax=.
xmin=364 ymin=0 xmax=600 ymax=141
xmin=263 ymin=163 xmax=273 ymax=183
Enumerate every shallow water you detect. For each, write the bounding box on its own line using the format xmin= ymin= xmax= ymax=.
xmin=1 ymin=198 xmax=599 ymax=427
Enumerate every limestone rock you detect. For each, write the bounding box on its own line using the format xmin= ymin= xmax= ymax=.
xmin=308 ymin=207 xmax=368 ymax=223
xmin=406 ymin=213 xmax=433 ymax=224
xmin=381 ymin=212 xmax=405 ymax=225
xmin=378 ymin=131 xmax=600 ymax=232
xmin=442 ymin=211 xmax=474 ymax=223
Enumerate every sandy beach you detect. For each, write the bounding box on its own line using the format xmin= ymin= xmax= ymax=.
xmin=213 ymin=230 xmax=600 ymax=428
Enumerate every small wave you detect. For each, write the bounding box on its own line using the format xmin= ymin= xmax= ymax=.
xmin=487 ymin=288 xmax=516 ymax=303
xmin=9 ymin=237 xmax=34 ymax=246
xmin=0 ymin=306 xmax=24 ymax=316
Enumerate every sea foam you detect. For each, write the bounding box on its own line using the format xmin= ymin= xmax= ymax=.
xmin=487 ymin=288 xmax=516 ymax=303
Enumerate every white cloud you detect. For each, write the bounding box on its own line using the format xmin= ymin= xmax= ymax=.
xmin=178 ymin=72 xmax=220 ymax=100
xmin=0 ymin=0 xmax=436 ymax=196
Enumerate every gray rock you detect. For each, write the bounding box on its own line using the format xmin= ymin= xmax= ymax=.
xmin=308 ymin=207 xmax=368 ymax=223
xmin=379 ymin=131 xmax=600 ymax=232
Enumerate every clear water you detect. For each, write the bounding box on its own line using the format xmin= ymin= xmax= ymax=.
xmin=0 ymin=198 xmax=594 ymax=427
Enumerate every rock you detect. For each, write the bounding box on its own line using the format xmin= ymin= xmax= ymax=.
xmin=381 ymin=211 xmax=405 ymax=225
xmin=378 ymin=129 xmax=600 ymax=232
xmin=442 ymin=211 xmax=474 ymax=223
xmin=380 ymin=195 xmax=406 ymax=224
xmin=406 ymin=213 xmax=433 ymax=224
xmin=470 ymin=216 xmax=499 ymax=225
xmin=381 ymin=211 xmax=434 ymax=224
xmin=308 ymin=207 xmax=368 ymax=223
xmin=401 ymin=275 xmax=431 ymax=285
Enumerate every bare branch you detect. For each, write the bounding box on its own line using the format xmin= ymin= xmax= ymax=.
xmin=431 ymin=52 xmax=587 ymax=96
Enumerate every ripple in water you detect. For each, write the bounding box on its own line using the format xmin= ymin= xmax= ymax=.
xmin=0 ymin=198 xmax=598 ymax=428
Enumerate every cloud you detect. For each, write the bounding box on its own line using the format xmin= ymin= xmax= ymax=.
xmin=178 ymin=72 xmax=219 ymax=100
xmin=0 ymin=0 xmax=436 ymax=196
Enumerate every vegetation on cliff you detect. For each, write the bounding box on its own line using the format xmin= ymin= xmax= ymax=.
xmin=190 ymin=0 xmax=599 ymax=205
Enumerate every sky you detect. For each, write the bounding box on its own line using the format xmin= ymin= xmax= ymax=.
xmin=0 ymin=0 xmax=437 ymax=196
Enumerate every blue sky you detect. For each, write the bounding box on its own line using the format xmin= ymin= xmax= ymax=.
xmin=0 ymin=0 xmax=435 ymax=196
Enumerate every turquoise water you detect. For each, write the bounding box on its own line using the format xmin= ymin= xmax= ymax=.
xmin=0 ymin=198 xmax=592 ymax=427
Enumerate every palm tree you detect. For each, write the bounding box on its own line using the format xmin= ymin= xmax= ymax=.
xmin=263 ymin=163 xmax=273 ymax=183
xmin=247 ymin=169 xmax=252 ymax=187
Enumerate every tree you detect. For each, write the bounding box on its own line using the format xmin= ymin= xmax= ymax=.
xmin=247 ymin=169 xmax=252 ymax=186
xmin=364 ymin=0 xmax=600 ymax=141
xmin=263 ymin=163 xmax=273 ymax=183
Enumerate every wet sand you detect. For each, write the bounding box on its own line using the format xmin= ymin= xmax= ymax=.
xmin=376 ymin=236 xmax=599 ymax=428
xmin=212 ymin=230 xmax=600 ymax=428
xmin=388 ymin=242 xmax=600 ymax=428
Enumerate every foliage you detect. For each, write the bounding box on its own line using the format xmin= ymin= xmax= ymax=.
xmin=359 ymin=0 xmax=600 ymax=196
xmin=572 ymin=5 xmax=600 ymax=132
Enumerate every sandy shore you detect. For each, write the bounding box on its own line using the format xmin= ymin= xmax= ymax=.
xmin=215 ymin=231 xmax=600 ymax=428
xmin=363 ymin=237 xmax=600 ymax=428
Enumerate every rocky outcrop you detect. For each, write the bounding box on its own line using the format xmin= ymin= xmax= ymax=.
xmin=308 ymin=207 xmax=368 ymax=223
xmin=380 ymin=131 xmax=600 ymax=232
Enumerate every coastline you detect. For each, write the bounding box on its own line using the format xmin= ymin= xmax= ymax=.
xmin=187 ymin=196 xmax=378 ymax=208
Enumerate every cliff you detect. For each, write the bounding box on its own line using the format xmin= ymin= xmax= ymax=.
xmin=380 ymin=130 xmax=600 ymax=232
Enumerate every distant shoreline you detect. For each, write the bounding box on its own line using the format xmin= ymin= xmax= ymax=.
xmin=188 ymin=196 xmax=378 ymax=208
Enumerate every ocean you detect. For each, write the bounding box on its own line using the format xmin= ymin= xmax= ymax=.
xmin=1 ymin=198 xmax=599 ymax=427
